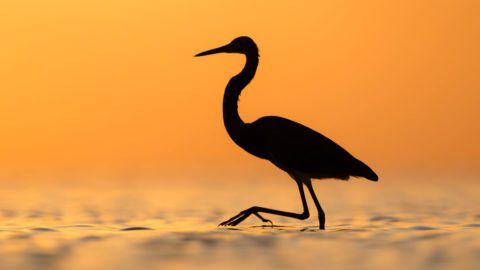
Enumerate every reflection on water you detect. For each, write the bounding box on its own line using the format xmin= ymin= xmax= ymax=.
xmin=0 ymin=179 xmax=479 ymax=270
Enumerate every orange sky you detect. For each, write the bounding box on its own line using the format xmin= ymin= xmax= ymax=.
xmin=0 ymin=1 xmax=479 ymax=180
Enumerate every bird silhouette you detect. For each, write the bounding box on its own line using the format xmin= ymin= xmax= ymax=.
xmin=195 ymin=36 xmax=378 ymax=230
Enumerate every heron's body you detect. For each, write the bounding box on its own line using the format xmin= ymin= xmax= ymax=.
xmin=241 ymin=116 xmax=377 ymax=181
xmin=196 ymin=36 xmax=378 ymax=229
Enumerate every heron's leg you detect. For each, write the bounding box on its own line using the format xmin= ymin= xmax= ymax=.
xmin=305 ymin=180 xmax=326 ymax=230
xmin=219 ymin=180 xmax=309 ymax=227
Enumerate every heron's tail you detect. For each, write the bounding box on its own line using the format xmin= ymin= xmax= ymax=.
xmin=351 ymin=159 xmax=378 ymax=181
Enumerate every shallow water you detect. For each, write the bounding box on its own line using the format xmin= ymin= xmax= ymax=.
xmin=0 ymin=179 xmax=479 ymax=270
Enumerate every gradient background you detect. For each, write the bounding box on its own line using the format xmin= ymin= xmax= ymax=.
xmin=1 ymin=0 xmax=479 ymax=185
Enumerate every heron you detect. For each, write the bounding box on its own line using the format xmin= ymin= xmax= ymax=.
xmin=195 ymin=36 xmax=378 ymax=230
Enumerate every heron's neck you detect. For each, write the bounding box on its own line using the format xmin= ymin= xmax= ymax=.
xmin=223 ymin=53 xmax=258 ymax=139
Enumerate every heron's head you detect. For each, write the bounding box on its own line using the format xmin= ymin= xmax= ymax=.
xmin=195 ymin=36 xmax=258 ymax=57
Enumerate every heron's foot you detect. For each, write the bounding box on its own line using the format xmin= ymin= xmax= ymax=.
xmin=218 ymin=210 xmax=249 ymax=227
xmin=254 ymin=212 xmax=274 ymax=227
xmin=218 ymin=207 xmax=271 ymax=227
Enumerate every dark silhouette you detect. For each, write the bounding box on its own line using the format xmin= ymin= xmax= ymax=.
xmin=195 ymin=36 xmax=378 ymax=230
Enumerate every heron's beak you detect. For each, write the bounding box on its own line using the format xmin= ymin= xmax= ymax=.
xmin=195 ymin=43 xmax=232 ymax=57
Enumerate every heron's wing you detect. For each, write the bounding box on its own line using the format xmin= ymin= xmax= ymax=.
xmin=250 ymin=116 xmax=376 ymax=180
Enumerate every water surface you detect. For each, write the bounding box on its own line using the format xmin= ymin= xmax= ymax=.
xmin=0 ymin=179 xmax=478 ymax=270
